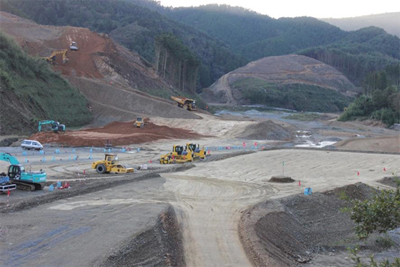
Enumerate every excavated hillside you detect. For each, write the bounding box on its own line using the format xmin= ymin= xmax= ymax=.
xmin=0 ymin=11 xmax=200 ymax=130
xmin=202 ymin=54 xmax=358 ymax=112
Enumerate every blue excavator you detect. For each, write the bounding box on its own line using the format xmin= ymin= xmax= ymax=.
xmin=38 ymin=120 xmax=66 ymax=133
xmin=0 ymin=153 xmax=47 ymax=191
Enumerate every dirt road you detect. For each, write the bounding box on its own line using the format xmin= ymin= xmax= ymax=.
xmin=159 ymin=150 xmax=399 ymax=266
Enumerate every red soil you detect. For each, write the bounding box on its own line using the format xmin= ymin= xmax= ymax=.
xmin=28 ymin=121 xmax=202 ymax=147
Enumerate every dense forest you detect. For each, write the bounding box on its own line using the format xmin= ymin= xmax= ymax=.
xmin=0 ymin=0 xmax=247 ymax=91
xmin=2 ymin=0 xmax=399 ymax=92
xmin=339 ymin=64 xmax=400 ymax=125
xmin=0 ymin=32 xmax=92 ymax=134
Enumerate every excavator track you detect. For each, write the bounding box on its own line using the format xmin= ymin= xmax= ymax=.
xmin=13 ymin=181 xmax=43 ymax=191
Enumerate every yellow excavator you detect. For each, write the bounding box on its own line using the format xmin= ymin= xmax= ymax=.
xmin=41 ymin=49 xmax=68 ymax=64
xmin=186 ymin=143 xmax=206 ymax=160
xmin=160 ymin=145 xmax=194 ymax=164
xmin=171 ymin=96 xmax=196 ymax=111
xmin=91 ymin=154 xmax=134 ymax=174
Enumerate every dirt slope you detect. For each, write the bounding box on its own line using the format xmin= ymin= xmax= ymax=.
xmin=0 ymin=11 xmax=199 ymax=127
xmin=202 ymin=54 xmax=358 ymax=105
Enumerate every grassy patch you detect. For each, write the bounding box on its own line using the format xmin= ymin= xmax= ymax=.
xmin=0 ymin=32 xmax=92 ymax=134
xmin=231 ymin=77 xmax=352 ymax=112
xmin=283 ymin=113 xmax=326 ymax=121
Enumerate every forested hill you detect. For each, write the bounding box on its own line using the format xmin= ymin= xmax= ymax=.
xmin=1 ymin=0 xmax=399 ymax=90
xmin=0 ymin=0 xmax=247 ymax=90
xmin=161 ymin=4 xmax=400 ymax=86
xmin=321 ymin=12 xmax=400 ymax=38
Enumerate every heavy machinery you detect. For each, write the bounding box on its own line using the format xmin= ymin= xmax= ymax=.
xmin=41 ymin=49 xmax=68 ymax=64
xmin=70 ymin=41 xmax=79 ymax=51
xmin=160 ymin=145 xmax=194 ymax=164
xmin=0 ymin=174 xmax=17 ymax=193
xmin=91 ymin=154 xmax=134 ymax=174
xmin=171 ymin=96 xmax=196 ymax=111
xmin=38 ymin=120 xmax=66 ymax=133
xmin=0 ymin=153 xmax=47 ymax=191
xmin=186 ymin=143 xmax=206 ymax=160
xmin=133 ymin=117 xmax=145 ymax=128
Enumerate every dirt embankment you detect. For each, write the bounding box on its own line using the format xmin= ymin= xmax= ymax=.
xmin=335 ymin=135 xmax=400 ymax=154
xmin=98 ymin=206 xmax=185 ymax=267
xmin=28 ymin=120 xmax=202 ymax=147
xmin=239 ymin=183 xmax=397 ymax=267
xmin=236 ymin=120 xmax=295 ymax=140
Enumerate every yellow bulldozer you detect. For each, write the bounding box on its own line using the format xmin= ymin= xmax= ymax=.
xmin=160 ymin=145 xmax=194 ymax=164
xmin=171 ymin=96 xmax=196 ymax=111
xmin=41 ymin=49 xmax=68 ymax=64
xmin=133 ymin=117 xmax=145 ymax=128
xmin=91 ymin=154 xmax=134 ymax=174
xmin=186 ymin=143 xmax=207 ymax=160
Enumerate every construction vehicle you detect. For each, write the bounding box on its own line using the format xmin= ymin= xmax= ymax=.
xmin=38 ymin=120 xmax=66 ymax=133
xmin=41 ymin=49 xmax=68 ymax=64
xmin=70 ymin=41 xmax=79 ymax=51
xmin=91 ymin=154 xmax=134 ymax=174
xmin=133 ymin=117 xmax=145 ymax=128
xmin=171 ymin=96 xmax=196 ymax=111
xmin=186 ymin=143 xmax=207 ymax=160
xmin=0 ymin=153 xmax=47 ymax=191
xmin=0 ymin=174 xmax=17 ymax=193
xmin=160 ymin=145 xmax=194 ymax=164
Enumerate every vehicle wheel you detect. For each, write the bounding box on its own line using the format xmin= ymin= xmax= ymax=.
xmin=96 ymin=164 xmax=106 ymax=174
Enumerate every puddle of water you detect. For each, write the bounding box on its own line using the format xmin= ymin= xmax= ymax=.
xmin=295 ymin=141 xmax=337 ymax=148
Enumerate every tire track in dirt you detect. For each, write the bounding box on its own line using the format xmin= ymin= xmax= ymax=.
xmin=162 ymin=174 xmax=274 ymax=266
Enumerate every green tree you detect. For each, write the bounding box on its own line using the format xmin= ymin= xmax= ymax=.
xmin=349 ymin=182 xmax=400 ymax=240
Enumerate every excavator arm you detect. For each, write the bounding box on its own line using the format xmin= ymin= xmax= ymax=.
xmin=0 ymin=153 xmax=20 ymax=165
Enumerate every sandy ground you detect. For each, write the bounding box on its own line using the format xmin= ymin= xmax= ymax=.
xmin=1 ymin=112 xmax=399 ymax=267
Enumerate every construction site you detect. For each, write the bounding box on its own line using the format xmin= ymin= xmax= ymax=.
xmin=1 ymin=11 xmax=400 ymax=267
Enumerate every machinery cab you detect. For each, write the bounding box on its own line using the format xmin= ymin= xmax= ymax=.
xmin=105 ymin=154 xmax=117 ymax=164
xmin=173 ymin=145 xmax=186 ymax=156
xmin=186 ymin=100 xmax=196 ymax=110
xmin=134 ymin=117 xmax=144 ymax=128
xmin=70 ymin=41 xmax=79 ymax=51
xmin=186 ymin=143 xmax=206 ymax=159
xmin=7 ymin=165 xmax=23 ymax=180
xmin=52 ymin=122 xmax=65 ymax=132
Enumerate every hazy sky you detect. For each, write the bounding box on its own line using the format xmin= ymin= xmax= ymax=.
xmin=158 ymin=0 xmax=400 ymax=18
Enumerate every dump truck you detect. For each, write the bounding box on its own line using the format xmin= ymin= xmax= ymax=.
xmin=91 ymin=154 xmax=134 ymax=174
xmin=171 ymin=96 xmax=196 ymax=111
xmin=186 ymin=143 xmax=207 ymax=160
xmin=0 ymin=153 xmax=47 ymax=191
xmin=160 ymin=145 xmax=194 ymax=164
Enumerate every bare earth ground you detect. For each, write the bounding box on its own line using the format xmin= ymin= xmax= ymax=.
xmin=1 ymin=112 xmax=400 ymax=267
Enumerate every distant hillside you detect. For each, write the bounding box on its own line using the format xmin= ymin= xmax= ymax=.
xmin=0 ymin=0 xmax=246 ymax=90
xmin=160 ymin=5 xmax=400 ymax=87
xmin=202 ymin=55 xmax=355 ymax=112
xmin=321 ymin=12 xmax=400 ymax=38
xmin=0 ymin=32 xmax=92 ymax=135
xmin=0 ymin=11 xmax=201 ymax=132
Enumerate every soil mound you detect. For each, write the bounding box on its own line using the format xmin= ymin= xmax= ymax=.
xmin=240 ymin=183 xmax=381 ymax=266
xmin=28 ymin=120 xmax=202 ymax=147
xmin=202 ymin=54 xmax=357 ymax=105
xmin=269 ymin=176 xmax=295 ymax=183
xmin=98 ymin=206 xmax=184 ymax=267
xmin=378 ymin=176 xmax=400 ymax=188
xmin=236 ymin=120 xmax=294 ymax=140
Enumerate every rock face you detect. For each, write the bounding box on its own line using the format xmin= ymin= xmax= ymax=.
xmin=202 ymin=54 xmax=358 ymax=108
